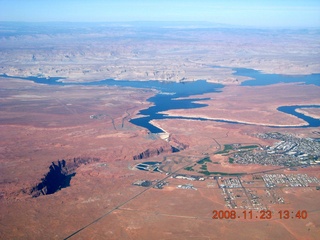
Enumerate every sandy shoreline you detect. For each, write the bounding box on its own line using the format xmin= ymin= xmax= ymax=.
xmin=149 ymin=120 xmax=169 ymax=133
xmin=159 ymin=112 xmax=308 ymax=128
xmin=296 ymin=108 xmax=320 ymax=120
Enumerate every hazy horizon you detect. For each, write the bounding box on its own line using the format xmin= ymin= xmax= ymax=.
xmin=0 ymin=0 xmax=319 ymax=28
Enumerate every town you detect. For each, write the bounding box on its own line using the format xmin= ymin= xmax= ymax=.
xmin=131 ymin=132 xmax=320 ymax=211
xmin=230 ymin=132 xmax=320 ymax=166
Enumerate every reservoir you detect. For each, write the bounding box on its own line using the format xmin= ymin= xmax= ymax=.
xmin=236 ymin=68 xmax=320 ymax=87
xmin=1 ymin=67 xmax=319 ymax=132
xmin=277 ymin=105 xmax=320 ymax=127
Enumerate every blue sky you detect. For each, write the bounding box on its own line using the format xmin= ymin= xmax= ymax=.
xmin=0 ymin=0 xmax=319 ymax=27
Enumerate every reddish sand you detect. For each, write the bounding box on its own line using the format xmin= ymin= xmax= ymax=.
xmin=165 ymin=83 xmax=320 ymax=127
xmin=0 ymin=77 xmax=319 ymax=239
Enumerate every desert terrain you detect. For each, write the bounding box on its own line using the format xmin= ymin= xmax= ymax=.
xmin=1 ymin=23 xmax=319 ymax=84
xmin=0 ymin=22 xmax=320 ymax=240
xmin=296 ymin=108 xmax=320 ymax=119
xmin=164 ymin=83 xmax=320 ymax=127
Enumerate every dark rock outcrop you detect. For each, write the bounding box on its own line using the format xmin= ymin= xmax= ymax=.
xmin=30 ymin=157 xmax=99 ymax=197
xmin=132 ymin=137 xmax=188 ymax=160
xmin=169 ymin=136 xmax=188 ymax=151
xmin=133 ymin=143 xmax=177 ymax=160
xmin=171 ymin=146 xmax=180 ymax=153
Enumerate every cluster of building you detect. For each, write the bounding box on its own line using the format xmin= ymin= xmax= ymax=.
xmin=264 ymin=188 xmax=285 ymax=204
xmin=132 ymin=179 xmax=169 ymax=189
xmin=232 ymin=132 xmax=320 ymax=166
xmin=171 ymin=174 xmax=205 ymax=181
xmin=176 ymin=184 xmax=197 ymax=190
xmin=262 ymin=174 xmax=320 ymax=188
xmin=221 ymin=188 xmax=239 ymax=209
xmin=153 ymin=181 xmax=168 ymax=189
xmin=218 ymin=173 xmax=320 ymax=210
xmin=219 ymin=177 xmax=242 ymax=188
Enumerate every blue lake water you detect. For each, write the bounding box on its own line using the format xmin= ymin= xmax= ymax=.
xmin=277 ymin=105 xmax=320 ymax=127
xmin=236 ymin=68 xmax=320 ymax=86
xmin=141 ymin=162 xmax=161 ymax=165
xmin=1 ymin=67 xmax=319 ymax=132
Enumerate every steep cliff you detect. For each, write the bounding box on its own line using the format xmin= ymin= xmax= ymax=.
xmin=169 ymin=135 xmax=189 ymax=151
xmin=30 ymin=157 xmax=99 ymax=197
xmin=133 ymin=144 xmax=175 ymax=160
